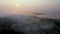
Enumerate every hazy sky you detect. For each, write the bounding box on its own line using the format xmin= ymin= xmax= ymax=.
xmin=0 ymin=0 xmax=60 ymax=19
xmin=0 ymin=0 xmax=59 ymax=6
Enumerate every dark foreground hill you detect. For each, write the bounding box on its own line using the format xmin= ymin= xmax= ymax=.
xmin=0 ymin=15 xmax=60 ymax=34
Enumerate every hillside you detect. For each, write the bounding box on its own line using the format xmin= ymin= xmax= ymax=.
xmin=0 ymin=15 xmax=60 ymax=34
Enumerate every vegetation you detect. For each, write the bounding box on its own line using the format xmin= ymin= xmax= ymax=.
xmin=51 ymin=19 xmax=60 ymax=34
xmin=0 ymin=16 xmax=60 ymax=34
xmin=0 ymin=17 xmax=25 ymax=34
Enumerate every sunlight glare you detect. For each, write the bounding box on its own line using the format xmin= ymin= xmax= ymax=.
xmin=16 ymin=4 xmax=19 ymax=7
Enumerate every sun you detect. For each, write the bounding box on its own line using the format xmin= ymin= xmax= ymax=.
xmin=16 ymin=4 xmax=19 ymax=7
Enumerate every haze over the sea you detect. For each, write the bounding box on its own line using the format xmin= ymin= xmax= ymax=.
xmin=0 ymin=0 xmax=60 ymax=19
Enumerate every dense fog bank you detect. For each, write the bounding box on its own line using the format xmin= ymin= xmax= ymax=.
xmin=0 ymin=15 xmax=60 ymax=34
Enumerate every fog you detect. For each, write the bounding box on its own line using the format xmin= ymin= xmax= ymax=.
xmin=0 ymin=0 xmax=60 ymax=19
xmin=0 ymin=0 xmax=60 ymax=34
xmin=0 ymin=14 xmax=55 ymax=34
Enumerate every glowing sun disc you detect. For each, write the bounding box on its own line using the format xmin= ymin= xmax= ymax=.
xmin=16 ymin=4 xmax=19 ymax=7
